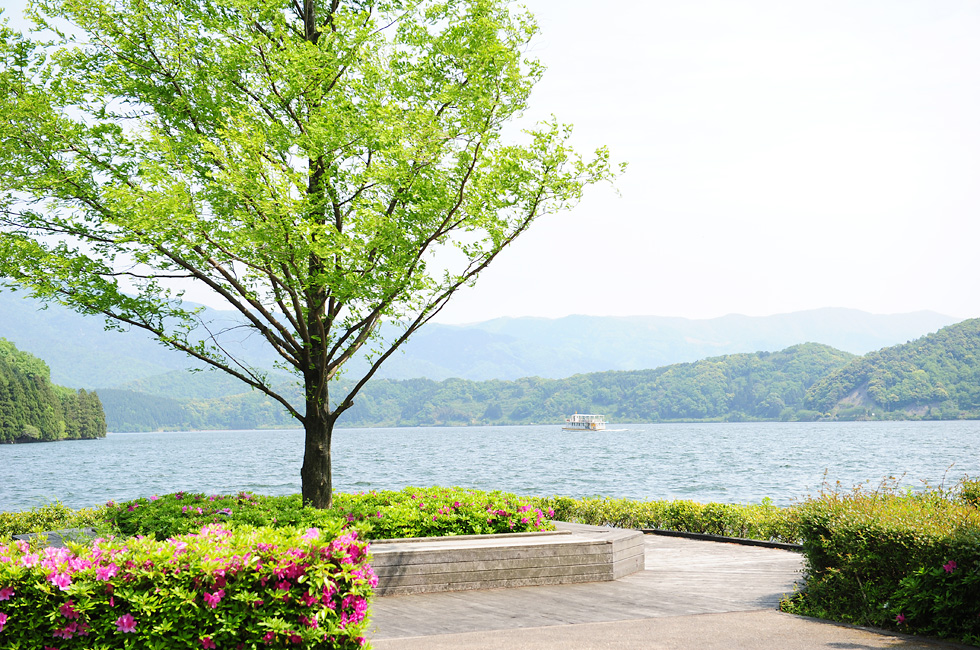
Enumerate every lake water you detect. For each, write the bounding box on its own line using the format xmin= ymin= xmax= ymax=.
xmin=2 ymin=421 xmax=979 ymax=511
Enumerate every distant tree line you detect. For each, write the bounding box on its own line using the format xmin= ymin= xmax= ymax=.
xmin=0 ymin=339 xmax=106 ymax=443
xmin=97 ymin=343 xmax=857 ymax=430
xmin=805 ymin=318 xmax=980 ymax=419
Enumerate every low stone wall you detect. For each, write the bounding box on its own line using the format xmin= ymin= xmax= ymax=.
xmin=370 ymin=522 xmax=645 ymax=596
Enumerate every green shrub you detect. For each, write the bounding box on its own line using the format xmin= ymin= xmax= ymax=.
xmin=0 ymin=502 xmax=109 ymax=542
xmin=958 ymin=479 xmax=980 ymax=509
xmin=530 ymin=495 xmax=801 ymax=543
xmin=0 ymin=522 xmax=373 ymax=649
xmin=100 ymin=487 xmax=553 ymax=542
xmin=333 ymin=486 xmax=554 ymax=538
xmin=104 ymin=492 xmax=341 ymax=539
xmin=781 ymin=480 xmax=980 ymax=644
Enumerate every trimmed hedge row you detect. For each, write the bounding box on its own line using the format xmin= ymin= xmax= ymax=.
xmin=0 ymin=522 xmax=374 ymax=649
xmin=532 ymin=495 xmax=802 ymax=543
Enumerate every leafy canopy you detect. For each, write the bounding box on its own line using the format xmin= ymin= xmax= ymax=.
xmin=0 ymin=0 xmax=618 ymax=424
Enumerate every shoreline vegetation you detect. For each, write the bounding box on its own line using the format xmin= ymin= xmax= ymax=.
xmin=5 ymin=481 xmax=980 ymax=645
xmin=0 ymin=339 xmax=106 ymax=444
xmin=97 ymin=317 xmax=980 ymax=432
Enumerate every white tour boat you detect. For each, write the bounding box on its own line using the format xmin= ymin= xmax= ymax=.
xmin=562 ymin=413 xmax=606 ymax=431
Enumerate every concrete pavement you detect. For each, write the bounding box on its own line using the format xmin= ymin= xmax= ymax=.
xmin=368 ymin=533 xmax=970 ymax=649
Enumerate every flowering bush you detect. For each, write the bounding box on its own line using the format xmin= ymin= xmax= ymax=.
xmin=0 ymin=522 xmax=375 ymax=649
xmin=332 ymin=487 xmax=554 ymax=538
xmin=105 ymin=492 xmax=340 ymax=539
xmin=780 ymin=478 xmax=980 ymax=644
xmin=100 ymin=488 xmax=553 ymax=542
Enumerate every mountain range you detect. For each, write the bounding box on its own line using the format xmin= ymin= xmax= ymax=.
xmin=0 ymin=290 xmax=957 ymax=387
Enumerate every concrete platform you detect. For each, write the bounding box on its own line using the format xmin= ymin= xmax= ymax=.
xmin=369 ymin=533 xmax=970 ymax=649
xmin=371 ymin=522 xmax=645 ymax=596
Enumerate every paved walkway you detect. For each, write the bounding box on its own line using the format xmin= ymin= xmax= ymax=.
xmin=368 ymin=534 xmax=970 ymax=649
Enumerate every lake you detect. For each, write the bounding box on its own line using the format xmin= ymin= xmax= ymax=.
xmin=2 ymin=420 xmax=979 ymax=511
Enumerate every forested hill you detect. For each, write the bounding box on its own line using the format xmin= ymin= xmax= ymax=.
xmin=804 ymin=318 xmax=980 ymax=419
xmin=98 ymin=343 xmax=856 ymax=430
xmin=0 ymin=339 xmax=106 ymax=443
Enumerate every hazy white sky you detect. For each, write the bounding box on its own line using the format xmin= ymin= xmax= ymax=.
xmin=2 ymin=0 xmax=978 ymax=323
xmin=440 ymin=0 xmax=980 ymax=323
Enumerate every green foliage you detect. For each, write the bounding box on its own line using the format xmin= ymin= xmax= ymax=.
xmin=0 ymin=502 xmax=109 ymax=542
xmin=0 ymin=523 xmax=373 ymax=648
xmin=530 ymin=495 xmax=801 ymax=543
xmin=780 ymin=478 xmax=980 ymax=644
xmin=805 ymin=318 xmax=980 ymax=418
xmin=333 ymin=487 xmax=554 ymax=538
xmin=0 ymin=339 xmax=106 ymax=443
xmin=90 ymin=488 xmax=553 ymax=541
xmin=104 ymin=492 xmax=341 ymax=539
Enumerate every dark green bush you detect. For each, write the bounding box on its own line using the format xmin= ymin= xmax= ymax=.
xmin=781 ymin=479 xmax=980 ymax=644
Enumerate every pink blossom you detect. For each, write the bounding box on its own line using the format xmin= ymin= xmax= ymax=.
xmin=944 ymin=560 xmax=958 ymax=573
xmin=0 ymin=587 xmax=13 ymax=600
xmin=203 ymin=589 xmax=226 ymax=608
xmin=115 ymin=613 xmax=137 ymax=633
xmin=200 ymin=636 xmax=217 ymax=649
xmin=49 ymin=572 xmax=72 ymax=590
xmin=896 ymin=613 xmax=906 ymax=624
xmin=20 ymin=553 xmax=38 ymax=567
xmin=53 ymin=622 xmax=78 ymax=639
xmin=149 ymin=495 xmax=160 ymax=501
xmin=302 ymin=528 xmax=319 ymax=540
xmin=263 ymin=631 xmax=275 ymax=643
xmin=96 ymin=563 xmax=118 ymax=581
xmin=0 ymin=612 xmax=7 ymax=632
xmin=59 ymin=600 xmax=80 ymax=619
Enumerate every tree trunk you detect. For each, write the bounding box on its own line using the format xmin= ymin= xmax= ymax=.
xmin=301 ymin=408 xmax=334 ymax=509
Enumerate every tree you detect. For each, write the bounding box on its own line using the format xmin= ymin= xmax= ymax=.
xmin=0 ymin=0 xmax=618 ymax=506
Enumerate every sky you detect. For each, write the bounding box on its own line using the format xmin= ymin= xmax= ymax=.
xmin=2 ymin=0 xmax=978 ymax=324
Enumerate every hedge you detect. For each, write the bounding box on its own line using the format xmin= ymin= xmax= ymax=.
xmin=781 ymin=479 xmax=980 ymax=646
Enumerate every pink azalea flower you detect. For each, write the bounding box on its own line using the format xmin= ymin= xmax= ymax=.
xmin=201 ymin=636 xmax=217 ymax=648
xmin=0 ymin=587 xmax=13 ymax=600
xmin=944 ymin=560 xmax=958 ymax=573
xmin=49 ymin=572 xmax=72 ymax=590
xmin=96 ymin=563 xmax=118 ymax=581
xmin=0 ymin=612 xmax=7 ymax=632
xmin=149 ymin=495 xmax=160 ymax=501
xmin=896 ymin=613 xmax=906 ymax=624
xmin=20 ymin=553 xmax=38 ymax=567
xmin=53 ymin=622 xmax=78 ymax=639
xmin=115 ymin=613 xmax=137 ymax=633
xmin=203 ymin=589 xmax=226 ymax=608
xmin=59 ymin=600 xmax=80 ymax=619
xmin=302 ymin=528 xmax=319 ymax=540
